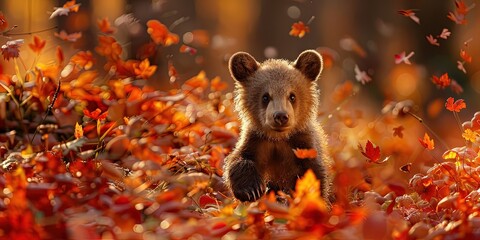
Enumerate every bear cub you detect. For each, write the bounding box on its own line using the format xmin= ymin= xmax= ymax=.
xmin=223 ymin=50 xmax=332 ymax=202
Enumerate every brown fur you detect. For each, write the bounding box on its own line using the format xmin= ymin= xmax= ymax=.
xmin=223 ymin=50 xmax=332 ymax=203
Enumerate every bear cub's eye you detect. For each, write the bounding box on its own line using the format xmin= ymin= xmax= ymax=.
xmin=262 ymin=94 xmax=270 ymax=104
xmin=289 ymin=93 xmax=296 ymax=103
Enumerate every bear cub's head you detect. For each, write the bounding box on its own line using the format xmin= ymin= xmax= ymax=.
xmin=229 ymin=50 xmax=323 ymax=140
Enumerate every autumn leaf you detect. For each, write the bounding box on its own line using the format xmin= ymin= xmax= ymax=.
xmin=133 ymin=58 xmax=157 ymax=79
xmin=447 ymin=0 xmax=474 ymax=24
xmin=54 ymin=30 xmax=82 ymax=42
xmin=360 ymin=140 xmax=381 ymax=163
xmin=293 ymin=148 xmax=318 ymax=159
xmin=394 ymin=51 xmax=414 ymax=64
xmin=146 ymin=20 xmax=179 ymax=46
xmin=418 ymin=133 xmax=434 ymax=150
xmin=354 ymin=64 xmax=372 ymax=85
xmin=183 ymin=71 xmax=209 ymax=90
xmin=97 ymin=17 xmax=116 ymax=34
xmin=28 ymin=36 xmax=46 ymax=54
xmin=95 ymin=36 xmax=122 ymax=61
xmin=210 ymin=77 xmax=227 ymax=92
xmin=460 ymin=49 xmax=472 ymax=63
xmin=0 ymin=12 xmax=9 ymax=32
xmin=431 ymin=73 xmax=451 ymax=89
xmin=50 ymin=0 xmax=81 ymax=19
xmin=426 ymin=35 xmax=440 ymax=46
xmin=397 ymin=9 xmax=420 ymax=24
xmin=294 ymin=169 xmax=321 ymax=199
xmin=457 ymin=61 xmax=467 ymax=74
xmin=445 ymin=97 xmax=466 ymax=112
xmin=168 ymin=60 xmax=178 ymax=83
xmin=70 ymin=51 xmax=95 ymax=70
xmin=289 ymin=21 xmax=310 ymax=38
xmin=74 ymin=122 xmax=83 ymax=139
xmin=399 ymin=163 xmax=412 ymax=173
xmin=84 ymin=108 xmax=108 ymax=121
xmin=438 ymin=28 xmax=451 ymax=39
xmin=393 ymin=126 xmax=404 ymax=138
xmin=1 ymin=39 xmax=23 ymax=61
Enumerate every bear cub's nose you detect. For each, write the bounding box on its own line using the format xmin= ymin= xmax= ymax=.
xmin=273 ymin=111 xmax=289 ymax=126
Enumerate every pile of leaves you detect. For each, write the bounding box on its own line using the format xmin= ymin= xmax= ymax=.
xmin=1 ymin=0 xmax=480 ymax=239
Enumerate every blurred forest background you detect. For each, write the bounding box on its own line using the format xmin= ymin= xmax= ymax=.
xmin=1 ymin=0 xmax=480 ymax=168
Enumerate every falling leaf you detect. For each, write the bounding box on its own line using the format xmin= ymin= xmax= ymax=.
xmin=460 ymin=49 xmax=472 ymax=63
xmin=393 ymin=126 xmax=404 ymax=138
xmin=294 ymin=169 xmax=321 ymax=199
xmin=447 ymin=0 xmax=475 ymax=24
xmin=289 ymin=21 xmax=310 ymax=38
xmin=54 ymin=30 xmax=82 ymax=42
xmin=97 ymin=17 xmax=116 ymax=34
xmin=28 ymin=36 xmax=46 ymax=54
xmin=179 ymin=44 xmax=197 ymax=55
xmin=426 ymin=35 xmax=440 ymax=46
xmin=457 ymin=61 xmax=467 ymax=74
xmin=293 ymin=148 xmax=318 ymax=159
xmin=1 ymin=39 xmax=23 ymax=61
xmin=462 ymin=129 xmax=478 ymax=143
xmin=49 ymin=0 xmax=80 ymax=19
xmin=360 ymin=140 xmax=381 ymax=163
xmin=183 ymin=71 xmax=209 ymax=90
xmin=95 ymin=36 xmax=122 ymax=60
xmin=418 ymin=133 xmax=434 ymax=150
xmin=210 ymin=77 xmax=227 ymax=92
xmin=445 ymin=97 xmax=466 ymax=112
xmin=354 ymin=65 xmax=372 ymax=85
xmin=397 ymin=9 xmax=420 ymax=24
xmin=431 ymin=73 xmax=451 ymax=89
xmin=74 ymin=122 xmax=83 ymax=139
xmin=146 ymin=20 xmax=179 ymax=46
xmin=133 ymin=58 xmax=157 ymax=79
xmin=394 ymin=51 xmax=414 ymax=64
xmin=438 ymin=28 xmax=451 ymax=39
xmin=399 ymin=163 xmax=412 ymax=173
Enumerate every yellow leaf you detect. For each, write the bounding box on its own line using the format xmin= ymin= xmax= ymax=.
xmin=294 ymin=169 xmax=321 ymax=200
xmin=462 ymin=129 xmax=478 ymax=143
xmin=442 ymin=150 xmax=458 ymax=160
xmin=74 ymin=122 xmax=83 ymax=139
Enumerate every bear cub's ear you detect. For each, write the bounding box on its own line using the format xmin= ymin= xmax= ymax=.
xmin=229 ymin=52 xmax=259 ymax=82
xmin=294 ymin=50 xmax=323 ymax=81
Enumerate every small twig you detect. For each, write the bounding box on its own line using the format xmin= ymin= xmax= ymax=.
xmin=31 ymin=78 xmax=61 ymax=143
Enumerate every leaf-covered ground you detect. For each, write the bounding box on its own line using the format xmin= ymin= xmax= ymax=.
xmin=1 ymin=1 xmax=480 ymax=239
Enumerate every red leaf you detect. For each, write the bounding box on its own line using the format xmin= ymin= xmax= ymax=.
xmin=360 ymin=140 xmax=381 ymax=163
xmin=289 ymin=21 xmax=310 ymax=38
xmin=293 ymin=148 xmax=318 ymax=159
xmin=445 ymin=97 xmax=466 ymax=112
xmin=431 ymin=73 xmax=451 ymax=89
xmin=418 ymin=133 xmax=434 ymax=150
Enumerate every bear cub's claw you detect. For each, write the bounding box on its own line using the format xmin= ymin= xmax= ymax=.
xmin=232 ymin=180 xmax=265 ymax=202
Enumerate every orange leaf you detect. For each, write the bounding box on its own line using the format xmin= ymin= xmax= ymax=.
xmin=418 ymin=133 xmax=435 ymax=150
xmin=294 ymin=169 xmax=321 ymax=199
xmin=54 ymin=30 xmax=82 ymax=42
xmin=293 ymin=148 xmax=318 ymax=159
xmin=74 ymin=122 xmax=83 ymax=139
xmin=460 ymin=49 xmax=472 ymax=63
xmin=70 ymin=51 xmax=95 ymax=70
xmin=360 ymin=140 xmax=381 ymax=163
xmin=210 ymin=77 xmax=227 ymax=92
xmin=397 ymin=9 xmax=420 ymax=24
xmin=426 ymin=35 xmax=440 ymax=46
xmin=168 ymin=60 xmax=178 ymax=84
xmin=28 ymin=35 xmax=46 ymax=54
xmin=179 ymin=44 xmax=197 ymax=55
xmin=445 ymin=97 xmax=466 ymax=112
xmin=431 ymin=73 xmax=451 ymax=88
xmin=97 ymin=17 xmax=115 ymax=34
xmin=146 ymin=20 xmax=179 ymax=46
xmin=289 ymin=21 xmax=310 ymax=38
xmin=95 ymin=36 xmax=122 ymax=61
xmin=393 ymin=126 xmax=404 ymax=138
xmin=56 ymin=46 xmax=64 ymax=65
xmin=133 ymin=58 xmax=157 ymax=79
xmin=84 ymin=108 xmax=108 ymax=121
xmin=183 ymin=71 xmax=208 ymax=90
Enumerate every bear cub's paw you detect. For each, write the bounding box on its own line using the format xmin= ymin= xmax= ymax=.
xmin=228 ymin=160 xmax=266 ymax=202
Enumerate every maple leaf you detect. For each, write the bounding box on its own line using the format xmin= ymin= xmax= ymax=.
xmin=418 ymin=133 xmax=434 ymax=150
xmin=445 ymin=97 xmax=466 ymax=112
xmin=360 ymin=140 xmax=381 ymax=163
xmin=394 ymin=51 xmax=414 ymax=64
xmin=179 ymin=44 xmax=197 ymax=55
xmin=397 ymin=9 xmax=420 ymax=24
xmin=462 ymin=129 xmax=478 ymax=143
xmin=393 ymin=126 xmax=404 ymax=138
xmin=95 ymin=36 xmax=122 ymax=61
xmin=50 ymin=0 xmax=81 ymax=19
xmin=83 ymin=108 xmax=108 ymax=121
xmin=294 ymin=169 xmax=321 ymax=199
xmin=28 ymin=35 xmax=46 ymax=54
xmin=354 ymin=65 xmax=372 ymax=85
xmin=146 ymin=20 xmax=179 ymax=46
xmin=97 ymin=17 xmax=116 ymax=34
xmin=1 ymin=39 xmax=23 ymax=61
xmin=447 ymin=0 xmax=475 ymax=24
xmin=289 ymin=21 xmax=310 ymax=38
xmin=432 ymin=73 xmax=451 ymax=89
xmin=293 ymin=148 xmax=318 ymax=159
xmin=438 ymin=28 xmax=451 ymax=39
xmin=54 ymin=30 xmax=82 ymax=42
xmin=460 ymin=49 xmax=472 ymax=63
xmin=133 ymin=58 xmax=157 ymax=79
xmin=426 ymin=35 xmax=440 ymax=46
xmin=70 ymin=51 xmax=95 ymax=70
